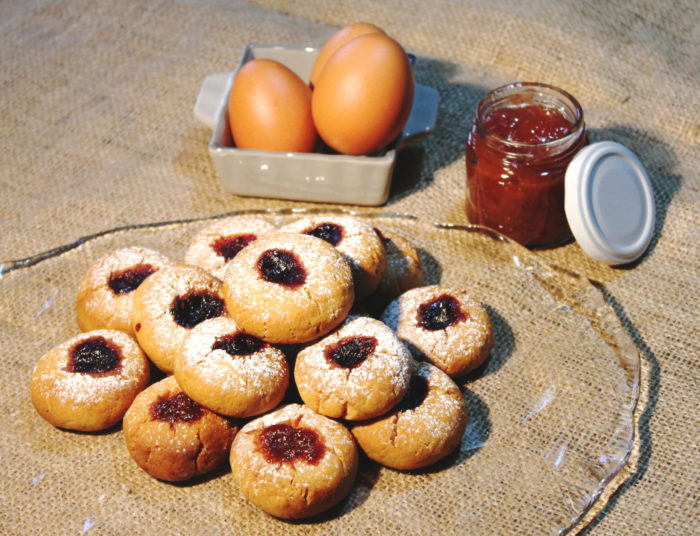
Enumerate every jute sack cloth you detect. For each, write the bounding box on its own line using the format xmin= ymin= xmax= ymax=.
xmin=1 ymin=0 xmax=698 ymax=534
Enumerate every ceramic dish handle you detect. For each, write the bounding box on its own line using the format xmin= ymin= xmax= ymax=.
xmin=194 ymin=72 xmax=231 ymax=130
xmin=398 ymin=83 xmax=440 ymax=148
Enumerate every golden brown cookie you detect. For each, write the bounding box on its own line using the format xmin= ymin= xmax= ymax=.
xmin=278 ymin=215 xmax=386 ymax=302
xmin=175 ymin=317 xmax=289 ymax=417
xmin=130 ymin=264 xmax=227 ymax=374
xmin=222 ymin=232 xmax=354 ymax=344
xmin=123 ymin=376 xmax=238 ymax=482
xmin=294 ymin=315 xmax=414 ymax=420
xmin=381 ymin=285 xmax=493 ymax=377
xmin=230 ymin=404 xmax=358 ymax=519
xmin=351 ymin=362 xmax=467 ymax=470
xmin=76 ymin=247 xmax=171 ymax=335
xmin=30 ymin=330 xmax=150 ymax=432
xmin=368 ymin=228 xmax=424 ymax=310
xmin=184 ymin=216 xmax=276 ymax=279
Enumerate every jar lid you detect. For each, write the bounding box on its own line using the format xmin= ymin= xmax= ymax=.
xmin=565 ymin=141 xmax=655 ymax=264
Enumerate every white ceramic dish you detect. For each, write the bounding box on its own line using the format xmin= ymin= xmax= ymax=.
xmin=194 ymin=44 xmax=439 ymax=205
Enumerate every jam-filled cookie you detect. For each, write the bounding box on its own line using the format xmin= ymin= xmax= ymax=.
xmin=130 ymin=264 xmax=227 ymax=374
xmin=351 ymin=362 xmax=467 ymax=470
xmin=279 ymin=215 xmax=386 ymax=301
xmin=230 ymin=404 xmax=358 ymax=519
xmin=123 ymin=376 xmax=238 ymax=482
xmin=294 ymin=315 xmax=414 ymax=420
xmin=381 ymin=285 xmax=493 ymax=377
xmin=30 ymin=330 xmax=150 ymax=432
xmin=184 ymin=216 xmax=276 ymax=279
xmin=175 ymin=317 xmax=289 ymax=417
xmin=76 ymin=247 xmax=171 ymax=335
xmin=222 ymin=232 xmax=354 ymax=344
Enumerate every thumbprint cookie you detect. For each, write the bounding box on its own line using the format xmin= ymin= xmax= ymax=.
xmin=184 ymin=216 xmax=276 ymax=279
xmin=175 ymin=317 xmax=289 ymax=418
xmin=130 ymin=265 xmax=227 ymax=374
xmin=123 ymin=376 xmax=238 ymax=482
xmin=230 ymin=404 xmax=358 ymax=519
xmin=30 ymin=330 xmax=150 ymax=432
xmin=222 ymin=232 xmax=353 ymax=344
xmin=76 ymin=247 xmax=171 ymax=335
xmin=382 ymin=285 xmax=493 ymax=377
xmin=279 ymin=215 xmax=386 ymax=302
xmin=294 ymin=315 xmax=414 ymax=420
xmin=351 ymin=362 xmax=467 ymax=470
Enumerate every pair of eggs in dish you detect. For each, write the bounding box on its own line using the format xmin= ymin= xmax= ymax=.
xmin=227 ymin=22 xmax=414 ymax=156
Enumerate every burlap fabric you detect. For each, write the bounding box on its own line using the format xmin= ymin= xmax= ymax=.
xmin=1 ymin=1 xmax=698 ymax=534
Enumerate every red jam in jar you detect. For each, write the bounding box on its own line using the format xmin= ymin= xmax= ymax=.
xmin=466 ymin=82 xmax=587 ymax=247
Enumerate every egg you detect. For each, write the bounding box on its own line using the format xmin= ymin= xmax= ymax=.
xmin=311 ymin=33 xmax=414 ymax=156
xmin=309 ymin=22 xmax=386 ymax=88
xmin=228 ymin=59 xmax=317 ymax=153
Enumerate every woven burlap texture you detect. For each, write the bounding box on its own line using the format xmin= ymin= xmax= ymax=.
xmin=1 ymin=0 xmax=698 ymax=534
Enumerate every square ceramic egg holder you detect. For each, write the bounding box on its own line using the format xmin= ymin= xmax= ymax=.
xmin=194 ymin=44 xmax=439 ymax=205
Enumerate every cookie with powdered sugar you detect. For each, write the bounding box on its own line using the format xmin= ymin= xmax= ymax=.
xmin=175 ymin=316 xmax=289 ymax=418
xmin=294 ymin=315 xmax=415 ymax=421
xmin=230 ymin=404 xmax=358 ymax=519
xmin=351 ymin=362 xmax=467 ymax=470
xmin=278 ymin=215 xmax=386 ymax=302
xmin=130 ymin=265 xmax=227 ymax=374
xmin=123 ymin=376 xmax=237 ymax=482
xmin=222 ymin=232 xmax=354 ymax=344
xmin=30 ymin=329 xmax=150 ymax=432
xmin=184 ymin=216 xmax=276 ymax=279
xmin=76 ymin=246 xmax=171 ymax=336
xmin=381 ymin=285 xmax=493 ymax=377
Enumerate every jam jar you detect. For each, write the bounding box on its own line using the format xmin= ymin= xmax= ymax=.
xmin=465 ymin=82 xmax=587 ymax=247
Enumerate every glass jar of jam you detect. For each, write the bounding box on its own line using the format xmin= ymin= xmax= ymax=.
xmin=465 ymin=82 xmax=587 ymax=247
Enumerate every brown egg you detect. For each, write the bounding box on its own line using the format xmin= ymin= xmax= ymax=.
xmin=228 ymin=59 xmax=317 ymax=152
xmin=311 ymin=33 xmax=414 ymax=156
xmin=310 ymin=22 xmax=386 ymax=88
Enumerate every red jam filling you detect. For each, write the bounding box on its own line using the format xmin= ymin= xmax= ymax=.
xmin=417 ymin=294 xmax=467 ymax=331
xmin=325 ymin=336 xmax=377 ymax=369
xmin=258 ymin=423 xmax=325 ymax=464
xmin=257 ymin=249 xmax=306 ymax=288
xmin=150 ymin=392 xmax=204 ymax=423
xmin=108 ymin=264 xmax=157 ymax=294
xmin=481 ymin=105 xmax=574 ymax=144
xmin=68 ymin=336 xmax=122 ymax=374
xmin=304 ymin=223 xmax=344 ymax=247
xmin=397 ymin=375 xmax=429 ymax=412
xmin=212 ymin=332 xmax=265 ymax=356
xmin=170 ymin=291 xmax=225 ymax=329
xmin=212 ymin=234 xmax=257 ymax=261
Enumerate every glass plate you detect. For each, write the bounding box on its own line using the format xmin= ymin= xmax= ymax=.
xmin=0 ymin=209 xmax=639 ymax=536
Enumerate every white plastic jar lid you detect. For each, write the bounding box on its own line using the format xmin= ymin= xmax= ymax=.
xmin=565 ymin=141 xmax=655 ymax=265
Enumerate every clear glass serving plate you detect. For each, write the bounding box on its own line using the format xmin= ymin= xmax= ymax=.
xmin=0 ymin=209 xmax=639 ymax=536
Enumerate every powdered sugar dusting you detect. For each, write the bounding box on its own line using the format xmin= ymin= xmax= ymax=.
xmin=394 ymin=363 xmax=465 ymax=437
xmin=232 ymin=404 xmax=356 ymax=491
xmin=184 ymin=216 xmax=276 ymax=278
xmin=295 ymin=315 xmax=414 ymax=420
xmin=178 ymin=317 xmax=288 ymax=415
xmin=382 ymin=285 xmax=492 ymax=375
xmin=33 ymin=330 xmax=148 ymax=405
xmin=76 ymin=247 xmax=171 ymax=332
xmin=222 ymin=232 xmax=353 ymax=343
xmin=132 ymin=265 xmax=225 ymax=370
xmin=278 ymin=216 xmax=386 ymax=300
